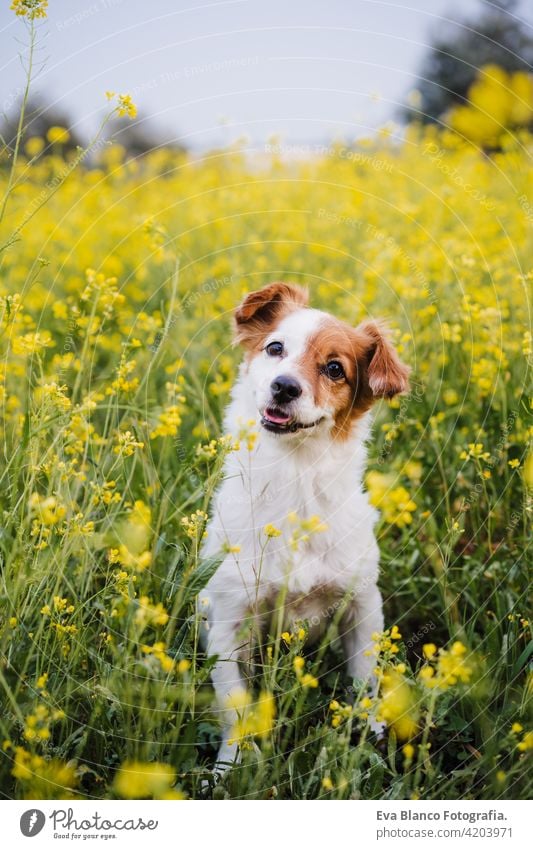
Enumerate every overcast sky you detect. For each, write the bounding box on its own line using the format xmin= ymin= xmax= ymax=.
xmin=1 ymin=0 xmax=532 ymax=150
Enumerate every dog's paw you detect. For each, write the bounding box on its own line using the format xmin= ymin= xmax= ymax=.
xmin=215 ymin=740 xmax=240 ymax=771
xmin=199 ymin=773 xmax=231 ymax=798
xmin=198 ymin=742 xmax=240 ymax=796
xmin=199 ymin=775 xmax=214 ymax=797
xmin=368 ymin=717 xmax=386 ymax=738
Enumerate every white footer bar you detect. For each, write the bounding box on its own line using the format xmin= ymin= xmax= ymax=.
xmin=3 ymin=799 xmax=529 ymax=848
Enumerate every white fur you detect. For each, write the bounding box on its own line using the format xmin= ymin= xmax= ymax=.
xmin=199 ymin=307 xmax=384 ymax=771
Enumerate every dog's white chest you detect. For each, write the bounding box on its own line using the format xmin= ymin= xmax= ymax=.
xmin=202 ymin=409 xmax=380 ymax=607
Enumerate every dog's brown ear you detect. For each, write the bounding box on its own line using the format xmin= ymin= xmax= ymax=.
xmin=357 ymin=319 xmax=410 ymax=398
xmin=234 ymin=282 xmax=308 ymax=347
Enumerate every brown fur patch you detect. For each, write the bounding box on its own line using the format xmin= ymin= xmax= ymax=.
xmin=234 ymin=282 xmax=308 ymax=351
xmin=243 ymin=582 xmax=344 ymax=655
xmin=358 ymin=320 xmax=411 ymax=399
xmin=298 ymin=316 xmax=410 ymax=441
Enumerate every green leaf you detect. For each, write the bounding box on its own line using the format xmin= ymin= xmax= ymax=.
xmin=512 ymin=640 xmax=533 ymax=678
xmin=177 ymin=555 xmax=222 ymax=609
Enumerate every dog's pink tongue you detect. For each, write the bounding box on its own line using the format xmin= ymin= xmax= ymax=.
xmin=265 ymin=408 xmax=291 ymax=424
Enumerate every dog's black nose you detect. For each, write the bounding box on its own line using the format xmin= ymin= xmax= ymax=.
xmin=270 ymin=375 xmax=302 ymax=404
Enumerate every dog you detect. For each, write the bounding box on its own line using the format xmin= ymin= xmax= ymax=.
xmin=199 ymin=282 xmax=410 ymax=771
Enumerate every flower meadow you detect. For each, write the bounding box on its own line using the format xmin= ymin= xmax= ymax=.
xmin=0 ymin=3 xmax=532 ymax=802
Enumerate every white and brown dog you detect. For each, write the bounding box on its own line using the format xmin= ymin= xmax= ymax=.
xmin=200 ymin=282 xmax=410 ymax=769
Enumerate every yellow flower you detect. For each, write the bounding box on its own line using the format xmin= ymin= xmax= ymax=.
xmin=228 ymin=691 xmax=276 ymax=745
xmin=135 ymin=596 xmax=169 ymax=628
xmin=114 ymin=761 xmax=178 ymax=799
xmin=53 ymin=597 xmax=74 ymax=614
xmin=111 ymin=500 xmax=152 ymax=571
xmin=293 ymin=656 xmax=319 ymax=688
xmin=460 ymin=443 xmax=491 ymax=462
xmin=12 ymin=747 xmax=76 ymax=797
xmin=150 ymin=405 xmax=183 ymax=439
xmin=11 ymin=0 xmax=48 ymax=19
xmin=106 ymin=356 xmax=139 ymax=396
xmin=114 ymin=430 xmax=144 ymax=457
xmin=419 ymin=641 xmax=476 ymax=690
xmin=419 ymin=666 xmax=435 ymax=684
xmin=517 ymin=731 xmax=533 ymax=752
xmin=181 ymin=509 xmax=208 ymax=540
xmin=23 ymin=702 xmax=63 ymax=742
xmin=293 ymin=656 xmax=305 ymax=673
xmin=46 ymin=126 xmax=70 ymax=145
xmin=35 ymin=381 xmax=71 ymax=412
xmin=264 ymin=523 xmax=282 ymax=538
xmin=222 ymin=541 xmax=241 ymax=554
xmin=443 ymin=388 xmax=459 ymax=406
xmin=375 ymin=669 xmax=419 ymax=740
xmin=366 ymin=472 xmax=416 ymax=528
xmin=300 ymin=515 xmax=328 ymax=533
xmin=226 ymin=689 xmax=251 ymax=712
xmin=12 ymin=330 xmax=54 ymax=356
xmin=30 ymin=493 xmax=67 ymax=526
xmin=450 ymin=641 xmax=467 ymax=656
xmin=25 ymin=136 xmax=44 ymax=157
xmin=402 ymin=743 xmax=415 ymax=760
xmin=287 ymin=513 xmax=328 ymax=550
xmin=322 ymin=776 xmax=334 ymax=790
xmin=141 ymin=642 xmax=175 ymax=673
xmin=448 ymin=64 xmax=533 ymax=147
xmin=116 ymin=94 xmax=137 ymax=119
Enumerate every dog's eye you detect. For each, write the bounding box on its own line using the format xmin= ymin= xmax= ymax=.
xmin=265 ymin=341 xmax=284 ymax=357
xmin=325 ymin=360 xmax=345 ymax=380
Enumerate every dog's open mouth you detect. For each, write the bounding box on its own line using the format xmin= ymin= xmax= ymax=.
xmin=261 ymin=406 xmax=323 ymax=434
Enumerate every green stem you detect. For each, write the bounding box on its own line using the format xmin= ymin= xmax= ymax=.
xmin=0 ymin=19 xmax=36 ymax=227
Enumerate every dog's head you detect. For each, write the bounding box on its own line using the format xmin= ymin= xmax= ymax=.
xmin=234 ymin=282 xmax=410 ymax=440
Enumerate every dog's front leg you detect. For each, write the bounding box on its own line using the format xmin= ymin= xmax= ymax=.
xmin=341 ymin=584 xmax=385 ymax=734
xmin=206 ymin=624 xmax=249 ymax=773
